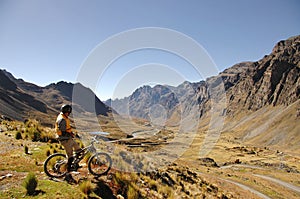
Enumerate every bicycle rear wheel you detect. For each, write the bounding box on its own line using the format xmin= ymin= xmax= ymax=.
xmin=44 ymin=153 xmax=68 ymax=178
xmin=88 ymin=152 xmax=112 ymax=176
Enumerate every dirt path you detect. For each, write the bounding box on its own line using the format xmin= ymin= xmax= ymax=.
xmin=221 ymin=178 xmax=271 ymax=199
xmin=220 ymin=163 xmax=300 ymax=197
xmin=197 ymin=171 xmax=271 ymax=199
xmin=220 ymin=164 xmax=267 ymax=170
xmin=253 ymin=174 xmax=300 ymax=194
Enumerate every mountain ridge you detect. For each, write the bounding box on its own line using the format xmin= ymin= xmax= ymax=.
xmin=104 ymin=35 xmax=300 ymax=153
xmin=106 ymin=35 xmax=300 ymax=118
xmin=0 ymin=70 xmax=112 ymax=125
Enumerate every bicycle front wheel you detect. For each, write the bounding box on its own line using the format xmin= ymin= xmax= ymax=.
xmin=88 ymin=152 xmax=112 ymax=176
xmin=43 ymin=153 xmax=68 ymax=178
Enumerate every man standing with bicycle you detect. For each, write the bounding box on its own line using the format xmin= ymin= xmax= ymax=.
xmin=55 ymin=104 xmax=81 ymax=183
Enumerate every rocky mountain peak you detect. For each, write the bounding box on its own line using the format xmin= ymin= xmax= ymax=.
xmin=272 ymin=35 xmax=300 ymax=55
xmin=225 ymin=35 xmax=300 ymax=113
xmin=0 ymin=70 xmax=17 ymax=91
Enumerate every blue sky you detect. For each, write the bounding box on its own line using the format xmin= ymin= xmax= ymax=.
xmin=0 ymin=0 xmax=299 ymax=100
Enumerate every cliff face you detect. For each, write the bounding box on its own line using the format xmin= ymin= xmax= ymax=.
xmin=224 ymin=35 xmax=300 ymax=114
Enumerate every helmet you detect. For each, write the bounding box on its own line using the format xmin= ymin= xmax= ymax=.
xmin=61 ymin=104 xmax=72 ymax=114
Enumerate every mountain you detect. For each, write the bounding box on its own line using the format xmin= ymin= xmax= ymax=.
xmin=0 ymin=70 xmax=112 ymax=125
xmin=0 ymin=70 xmax=49 ymax=121
xmin=106 ymin=35 xmax=300 ymax=118
xmin=106 ymin=35 xmax=300 ymax=152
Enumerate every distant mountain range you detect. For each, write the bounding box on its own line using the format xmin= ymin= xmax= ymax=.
xmin=0 ymin=70 xmax=112 ymax=126
xmin=104 ymin=35 xmax=300 ymax=153
xmin=105 ymin=35 xmax=300 ymax=120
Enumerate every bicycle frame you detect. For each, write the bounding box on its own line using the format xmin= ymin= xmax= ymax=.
xmin=72 ymin=137 xmax=98 ymax=165
xmin=44 ymin=136 xmax=112 ymax=178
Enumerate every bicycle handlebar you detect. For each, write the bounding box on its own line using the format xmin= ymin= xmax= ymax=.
xmin=91 ymin=136 xmax=99 ymax=144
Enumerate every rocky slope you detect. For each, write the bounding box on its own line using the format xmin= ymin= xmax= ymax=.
xmin=223 ymin=35 xmax=299 ymax=114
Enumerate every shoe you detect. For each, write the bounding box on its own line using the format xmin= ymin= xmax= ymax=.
xmin=64 ymin=173 xmax=77 ymax=184
xmin=75 ymin=151 xmax=83 ymax=158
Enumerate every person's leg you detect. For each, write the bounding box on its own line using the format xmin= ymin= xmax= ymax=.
xmin=60 ymin=139 xmax=74 ymax=172
xmin=60 ymin=139 xmax=73 ymax=156
xmin=60 ymin=139 xmax=77 ymax=184
xmin=70 ymin=139 xmax=81 ymax=153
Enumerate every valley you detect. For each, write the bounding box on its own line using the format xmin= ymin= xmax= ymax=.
xmin=0 ymin=106 xmax=299 ymax=198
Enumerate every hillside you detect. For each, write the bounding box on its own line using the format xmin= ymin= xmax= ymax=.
xmin=0 ymin=70 xmax=112 ymax=126
xmin=0 ymin=70 xmax=50 ymax=122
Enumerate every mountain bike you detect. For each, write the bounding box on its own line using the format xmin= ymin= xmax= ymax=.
xmin=43 ymin=136 xmax=112 ymax=178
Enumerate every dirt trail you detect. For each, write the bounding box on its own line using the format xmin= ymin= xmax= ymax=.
xmin=221 ymin=178 xmax=271 ymax=199
xmin=253 ymin=174 xmax=300 ymax=193
xmin=220 ymin=164 xmax=300 ymax=193
xmin=220 ymin=164 xmax=267 ymax=170
xmin=198 ymin=171 xmax=271 ymax=199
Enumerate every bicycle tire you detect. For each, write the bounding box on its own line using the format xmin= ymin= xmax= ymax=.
xmin=88 ymin=152 xmax=112 ymax=176
xmin=44 ymin=153 xmax=68 ymax=178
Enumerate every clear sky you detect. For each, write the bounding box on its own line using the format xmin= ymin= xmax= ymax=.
xmin=0 ymin=0 xmax=299 ymax=100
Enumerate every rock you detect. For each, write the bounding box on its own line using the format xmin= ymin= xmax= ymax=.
xmin=6 ymin=174 xmax=13 ymax=178
xmin=198 ymin=157 xmax=219 ymax=167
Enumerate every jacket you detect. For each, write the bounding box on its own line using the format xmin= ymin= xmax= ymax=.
xmin=55 ymin=112 xmax=73 ymax=139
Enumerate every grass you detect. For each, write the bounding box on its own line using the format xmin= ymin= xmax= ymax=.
xmin=22 ymin=172 xmax=38 ymax=195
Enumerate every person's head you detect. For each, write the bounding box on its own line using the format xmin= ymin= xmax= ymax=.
xmin=61 ymin=104 xmax=72 ymax=116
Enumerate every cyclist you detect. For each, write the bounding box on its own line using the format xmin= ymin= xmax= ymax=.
xmin=55 ymin=104 xmax=80 ymax=183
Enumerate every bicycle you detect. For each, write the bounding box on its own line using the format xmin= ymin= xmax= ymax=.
xmin=43 ymin=136 xmax=112 ymax=178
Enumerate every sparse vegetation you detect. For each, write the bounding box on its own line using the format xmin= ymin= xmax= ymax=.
xmin=22 ymin=172 xmax=38 ymax=195
xmin=24 ymin=145 xmax=29 ymax=154
xmin=15 ymin=131 xmax=22 ymax=140
xmin=79 ymin=180 xmax=96 ymax=197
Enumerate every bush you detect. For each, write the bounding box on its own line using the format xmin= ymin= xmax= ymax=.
xmin=22 ymin=172 xmax=38 ymax=195
xmin=79 ymin=180 xmax=95 ymax=196
xmin=15 ymin=131 xmax=22 ymax=140
xmin=24 ymin=145 xmax=29 ymax=154
xmin=127 ymin=184 xmax=139 ymax=199
xmin=46 ymin=149 xmax=51 ymax=156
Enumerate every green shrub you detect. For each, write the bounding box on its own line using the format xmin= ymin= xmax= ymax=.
xmin=79 ymin=180 xmax=95 ymax=196
xmin=15 ymin=131 xmax=22 ymax=140
xmin=24 ymin=145 xmax=29 ymax=154
xmin=127 ymin=184 xmax=139 ymax=199
xmin=149 ymin=179 xmax=158 ymax=191
xmin=46 ymin=149 xmax=51 ymax=156
xmin=22 ymin=172 xmax=38 ymax=195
